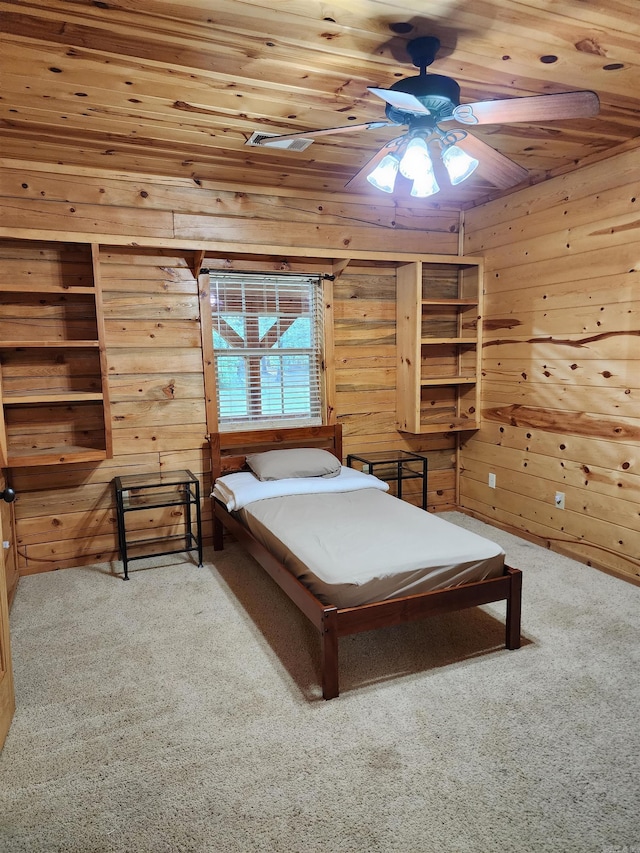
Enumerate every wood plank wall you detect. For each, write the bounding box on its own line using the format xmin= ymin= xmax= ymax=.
xmin=0 ymin=164 xmax=461 ymax=573
xmin=9 ymin=245 xmax=213 ymax=573
xmin=334 ymin=263 xmax=457 ymax=509
xmin=0 ymin=164 xmax=459 ymax=256
xmin=461 ymin=146 xmax=640 ymax=582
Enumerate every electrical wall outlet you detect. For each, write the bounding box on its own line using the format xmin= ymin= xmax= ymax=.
xmin=488 ymin=473 xmax=496 ymax=488
xmin=555 ymin=491 xmax=565 ymax=510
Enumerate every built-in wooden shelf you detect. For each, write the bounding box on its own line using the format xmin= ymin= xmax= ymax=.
xmin=421 ymin=298 xmax=479 ymax=306
xmin=396 ymin=258 xmax=483 ymax=434
xmin=0 ymin=340 xmax=101 ymax=348
xmin=6 ymin=445 xmax=108 ymax=467
xmin=0 ymin=285 xmax=96 ymax=294
xmin=0 ymin=240 xmax=112 ymax=467
xmin=421 ymin=337 xmax=478 ymax=345
xmin=420 ymin=376 xmax=477 ymax=386
xmin=3 ymin=391 xmax=104 ymax=404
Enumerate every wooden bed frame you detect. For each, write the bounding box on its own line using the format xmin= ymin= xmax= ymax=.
xmin=211 ymin=424 xmax=522 ymax=699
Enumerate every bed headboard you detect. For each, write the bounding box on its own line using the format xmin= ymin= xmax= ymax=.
xmin=211 ymin=424 xmax=343 ymax=480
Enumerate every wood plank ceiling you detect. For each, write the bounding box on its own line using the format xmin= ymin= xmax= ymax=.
xmin=1 ymin=0 xmax=639 ymax=209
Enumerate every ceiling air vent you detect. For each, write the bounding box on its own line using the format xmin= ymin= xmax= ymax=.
xmin=245 ymin=131 xmax=314 ymax=152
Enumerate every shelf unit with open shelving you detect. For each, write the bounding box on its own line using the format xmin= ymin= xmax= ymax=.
xmin=396 ymin=257 xmax=483 ymax=434
xmin=0 ymin=240 xmax=112 ymax=467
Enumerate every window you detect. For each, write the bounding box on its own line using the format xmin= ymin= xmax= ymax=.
xmin=211 ymin=272 xmax=325 ymax=431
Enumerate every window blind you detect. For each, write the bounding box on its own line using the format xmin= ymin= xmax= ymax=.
xmin=210 ymin=272 xmax=324 ymax=431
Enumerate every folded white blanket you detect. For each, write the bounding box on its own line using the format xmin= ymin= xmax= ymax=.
xmin=212 ymin=465 xmax=389 ymax=511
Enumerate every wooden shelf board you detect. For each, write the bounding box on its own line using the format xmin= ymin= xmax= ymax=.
xmin=399 ymin=420 xmax=480 ymax=434
xmin=6 ymin=445 xmax=108 ymax=467
xmin=421 ymin=299 xmax=479 ymax=306
xmin=421 ymin=337 xmax=478 ymax=345
xmin=3 ymin=392 xmax=104 ymax=405
xmin=0 ymin=340 xmax=100 ymax=348
xmin=417 ymin=421 xmax=480 ymax=434
xmin=420 ymin=377 xmax=477 ymax=386
xmin=0 ymin=285 xmax=95 ymax=294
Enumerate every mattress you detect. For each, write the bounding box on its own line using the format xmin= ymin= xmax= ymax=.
xmin=229 ymin=485 xmax=505 ymax=608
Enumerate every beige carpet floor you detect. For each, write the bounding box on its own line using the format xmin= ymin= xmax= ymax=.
xmin=0 ymin=512 xmax=638 ymax=853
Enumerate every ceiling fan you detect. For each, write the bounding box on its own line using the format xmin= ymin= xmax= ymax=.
xmin=247 ymin=36 xmax=600 ymax=197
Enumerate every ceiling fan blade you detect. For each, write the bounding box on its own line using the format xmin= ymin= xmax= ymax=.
xmin=344 ymin=136 xmax=405 ymax=189
xmin=456 ymin=134 xmax=529 ymax=189
xmin=368 ymin=87 xmax=431 ymax=115
xmin=255 ymin=121 xmax=396 ymax=146
xmin=452 ymin=91 xmax=600 ymax=125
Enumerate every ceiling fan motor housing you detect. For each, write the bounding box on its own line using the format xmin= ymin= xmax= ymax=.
xmin=407 ymin=36 xmax=442 ymax=69
xmin=386 ymin=74 xmax=461 ymax=124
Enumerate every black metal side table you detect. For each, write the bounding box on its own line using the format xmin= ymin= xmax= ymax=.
xmin=346 ymin=450 xmax=429 ymax=510
xmin=114 ymin=469 xmax=203 ymax=580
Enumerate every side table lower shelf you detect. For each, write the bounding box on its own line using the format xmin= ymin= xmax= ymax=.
xmin=114 ymin=469 xmax=203 ymax=580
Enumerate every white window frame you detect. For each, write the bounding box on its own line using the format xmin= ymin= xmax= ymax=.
xmin=210 ymin=272 xmax=326 ymax=432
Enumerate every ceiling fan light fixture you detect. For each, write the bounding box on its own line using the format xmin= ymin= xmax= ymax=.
xmin=441 ymin=143 xmax=479 ymax=185
xmin=410 ymin=170 xmax=440 ymax=198
xmin=246 ymin=36 xmax=600 ymax=199
xmin=411 ymin=157 xmax=440 ymax=198
xmin=366 ymin=153 xmax=400 ymax=193
xmin=399 ymin=136 xmax=431 ymax=179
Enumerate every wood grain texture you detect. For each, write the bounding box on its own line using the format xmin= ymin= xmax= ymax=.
xmin=5 ymin=221 xmax=466 ymax=569
xmin=0 ymin=240 xmax=111 ymax=467
xmin=334 ymin=266 xmax=457 ymax=510
xmin=0 ymin=164 xmax=460 ymax=255
xmin=1 ymin=0 xmax=638 ymax=207
xmin=461 ymin=144 xmax=640 ymax=580
xmin=6 ymin=248 xmax=211 ymax=572
xmin=1 ymin=34 xmax=637 ymax=582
